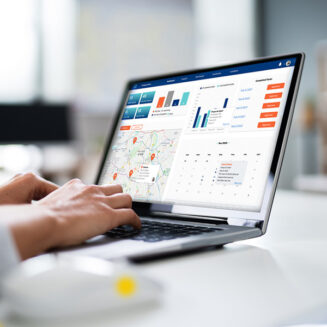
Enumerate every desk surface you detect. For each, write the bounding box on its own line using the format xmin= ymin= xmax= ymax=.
xmin=5 ymin=190 xmax=327 ymax=327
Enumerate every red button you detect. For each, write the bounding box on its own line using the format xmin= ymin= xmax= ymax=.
xmin=265 ymin=93 xmax=282 ymax=99
xmin=120 ymin=125 xmax=131 ymax=131
xmin=260 ymin=112 xmax=278 ymax=119
xmin=262 ymin=102 xmax=280 ymax=109
xmin=267 ymin=83 xmax=285 ymax=90
xmin=258 ymin=121 xmax=276 ymax=128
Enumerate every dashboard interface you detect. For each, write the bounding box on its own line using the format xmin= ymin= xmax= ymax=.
xmin=99 ymin=57 xmax=297 ymax=212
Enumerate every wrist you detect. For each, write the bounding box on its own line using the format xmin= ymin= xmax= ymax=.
xmin=7 ymin=204 xmax=60 ymax=260
xmin=32 ymin=204 xmax=63 ymax=250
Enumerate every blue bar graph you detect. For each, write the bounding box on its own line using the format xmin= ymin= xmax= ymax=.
xmin=201 ymin=114 xmax=207 ymax=128
xmin=172 ymin=99 xmax=180 ymax=106
xmin=204 ymin=110 xmax=210 ymax=127
xmin=195 ymin=115 xmax=201 ymax=128
xmin=193 ymin=107 xmax=213 ymax=129
xmin=180 ymin=92 xmax=190 ymax=106
xmin=193 ymin=107 xmax=201 ymax=128
xmin=223 ymin=98 xmax=228 ymax=108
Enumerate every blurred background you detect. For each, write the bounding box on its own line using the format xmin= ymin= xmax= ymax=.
xmin=0 ymin=0 xmax=327 ymax=193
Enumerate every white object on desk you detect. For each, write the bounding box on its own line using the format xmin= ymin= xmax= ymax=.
xmin=0 ymin=254 xmax=162 ymax=319
xmin=3 ymin=190 xmax=327 ymax=327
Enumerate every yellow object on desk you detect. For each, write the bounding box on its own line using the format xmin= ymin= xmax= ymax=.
xmin=116 ymin=276 xmax=137 ymax=297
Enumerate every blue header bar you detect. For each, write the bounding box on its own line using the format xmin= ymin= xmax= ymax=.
xmin=130 ymin=58 xmax=296 ymax=90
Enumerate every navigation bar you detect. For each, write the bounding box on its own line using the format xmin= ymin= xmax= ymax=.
xmin=130 ymin=58 xmax=296 ymax=90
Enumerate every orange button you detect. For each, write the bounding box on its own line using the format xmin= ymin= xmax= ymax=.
xmin=120 ymin=125 xmax=131 ymax=131
xmin=258 ymin=121 xmax=276 ymax=128
xmin=265 ymin=92 xmax=282 ymax=99
xmin=267 ymin=83 xmax=285 ymax=90
xmin=260 ymin=112 xmax=278 ymax=119
xmin=262 ymin=102 xmax=280 ymax=109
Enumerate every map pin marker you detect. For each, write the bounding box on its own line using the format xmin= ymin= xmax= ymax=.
xmin=129 ymin=170 xmax=133 ymax=177
xmin=151 ymin=153 xmax=155 ymax=161
xmin=113 ymin=173 xmax=117 ymax=180
xmin=133 ymin=137 xmax=137 ymax=144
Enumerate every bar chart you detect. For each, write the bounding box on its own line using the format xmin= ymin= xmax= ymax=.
xmin=192 ymin=107 xmax=211 ymax=128
xmin=156 ymin=91 xmax=190 ymax=108
xmin=187 ymin=83 xmax=236 ymax=133
xmin=191 ymin=98 xmax=229 ymax=130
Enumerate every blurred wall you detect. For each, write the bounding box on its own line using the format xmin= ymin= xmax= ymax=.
xmin=193 ymin=0 xmax=256 ymax=67
xmin=75 ymin=0 xmax=194 ymax=112
xmin=74 ymin=0 xmax=195 ymax=164
xmin=260 ymin=0 xmax=327 ymax=188
xmin=74 ymin=0 xmax=257 ymax=161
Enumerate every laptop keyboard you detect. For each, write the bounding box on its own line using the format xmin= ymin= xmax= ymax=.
xmin=105 ymin=220 xmax=220 ymax=243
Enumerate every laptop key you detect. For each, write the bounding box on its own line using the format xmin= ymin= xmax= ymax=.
xmin=105 ymin=220 xmax=220 ymax=243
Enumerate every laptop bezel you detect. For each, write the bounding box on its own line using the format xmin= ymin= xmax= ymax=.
xmin=95 ymin=53 xmax=304 ymax=231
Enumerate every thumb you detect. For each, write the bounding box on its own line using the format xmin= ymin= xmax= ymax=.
xmin=33 ymin=176 xmax=59 ymax=200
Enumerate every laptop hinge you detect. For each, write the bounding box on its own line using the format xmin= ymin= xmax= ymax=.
xmin=132 ymin=203 xmax=262 ymax=228
xmin=147 ymin=211 xmax=228 ymax=226
xmin=149 ymin=212 xmax=263 ymax=228
xmin=227 ymin=217 xmax=263 ymax=228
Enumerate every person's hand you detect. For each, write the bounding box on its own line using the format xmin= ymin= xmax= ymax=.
xmin=36 ymin=178 xmax=141 ymax=248
xmin=2 ymin=178 xmax=140 ymax=259
xmin=0 ymin=173 xmax=58 ymax=205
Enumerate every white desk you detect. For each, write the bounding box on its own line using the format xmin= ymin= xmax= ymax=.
xmin=5 ymin=190 xmax=327 ymax=327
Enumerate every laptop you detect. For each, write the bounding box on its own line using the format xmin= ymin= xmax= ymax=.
xmin=63 ymin=53 xmax=304 ymax=261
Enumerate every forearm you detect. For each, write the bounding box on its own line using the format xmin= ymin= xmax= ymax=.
xmin=0 ymin=180 xmax=139 ymax=261
xmin=0 ymin=205 xmax=58 ymax=260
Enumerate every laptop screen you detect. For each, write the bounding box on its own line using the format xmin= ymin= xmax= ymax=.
xmin=98 ymin=57 xmax=297 ymax=213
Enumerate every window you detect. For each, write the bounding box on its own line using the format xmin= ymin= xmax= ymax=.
xmin=0 ymin=0 xmax=76 ymax=103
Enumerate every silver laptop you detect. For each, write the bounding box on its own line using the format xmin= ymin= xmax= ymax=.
xmin=63 ymin=53 xmax=304 ymax=261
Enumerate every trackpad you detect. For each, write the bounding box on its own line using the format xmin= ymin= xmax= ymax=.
xmin=57 ymin=237 xmax=158 ymax=260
